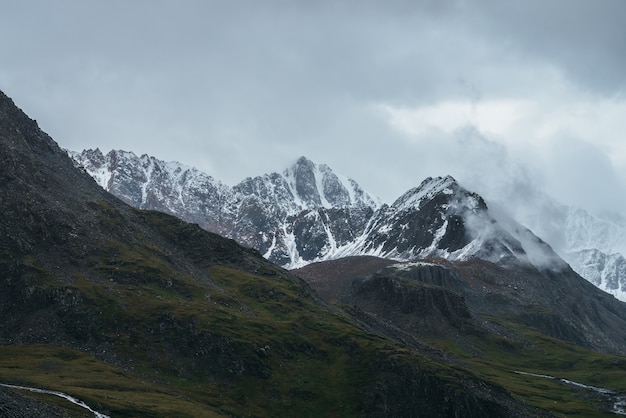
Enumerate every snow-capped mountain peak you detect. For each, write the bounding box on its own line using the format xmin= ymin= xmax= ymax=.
xmin=71 ymin=150 xmax=568 ymax=273
xmin=391 ymin=175 xmax=458 ymax=211
xmin=233 ymin=156 xmax=381 ymax=216
xmin=342 ymin=175 xmax=564 ymax=270
xmin=281 ymin=156 xmax=381 ymax=211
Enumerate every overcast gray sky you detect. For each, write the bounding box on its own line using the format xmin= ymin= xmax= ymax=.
xmin=1 ymin=0 xmax=625 ymax=214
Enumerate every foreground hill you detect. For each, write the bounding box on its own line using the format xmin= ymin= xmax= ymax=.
xmin=295 ymin=255 xmax=626 ymax=416
xmin=0 ymin=91 xmax=555 ymax=416
xmin=296 ymin=255 xmax=626 ymax=354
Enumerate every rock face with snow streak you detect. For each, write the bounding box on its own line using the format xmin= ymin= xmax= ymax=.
xmin=227 ymin=156 xmax=380 ymax=265
xmin=328 ymin=176 xmax=566 ymax=271
xmin=71 ymin=151 xmax=381 ymax=267
xmin=71 ymin=149 xmax=235 ymax=235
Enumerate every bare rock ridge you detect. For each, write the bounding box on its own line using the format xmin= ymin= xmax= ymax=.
xmin=71 ymin=150 xmax=561 ymax=271
xmin=71 ymin=149 xmax=381 ymax=267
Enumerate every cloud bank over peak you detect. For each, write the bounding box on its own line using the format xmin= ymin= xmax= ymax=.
xmin=1 ymin=0 xmax=625 ymax=217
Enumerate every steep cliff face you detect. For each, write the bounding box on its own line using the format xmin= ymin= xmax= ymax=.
xmin=71 ymin=150 xmax=382 ymax=267
xmin=346 ymin=262 xmax=474 ymax=336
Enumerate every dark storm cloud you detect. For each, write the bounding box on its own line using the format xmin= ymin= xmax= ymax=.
xmin=1 ymin=0 xmax=625 ymax=213
xmin=470 ymin=0 xmax=626 ymax=94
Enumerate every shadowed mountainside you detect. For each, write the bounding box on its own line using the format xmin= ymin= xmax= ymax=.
xmin=0 ymin=91 xmax=556 ymax=416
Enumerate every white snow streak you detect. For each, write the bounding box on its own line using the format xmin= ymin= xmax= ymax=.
xmin=282 ymin=225 xmax=305 ymax=269
xmin=263 ymin=234 xmax=277 ymax=259
xmin=314 ymin=165 xmax=332 ymax=209
xmin=513 ymin=371 xmax=626 ymax=415
xmin=140 ymin=155 xmax=154 ymax=207
xmin=0 ymin=382 xmax=111 ymax=418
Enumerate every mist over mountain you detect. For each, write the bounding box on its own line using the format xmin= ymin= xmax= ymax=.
xmin=489 ymin=188 xmax=626 ymax=301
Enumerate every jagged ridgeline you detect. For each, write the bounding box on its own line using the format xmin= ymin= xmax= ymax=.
xmin=70 ymin=149 xmax=382 ymax=268
xmin=4 ymin=89 xmax=626 ymax=417
xmin=0 ymin=90 xmax=550 ymax=417
xmin=72 ymin=148 xmax=626 ymax=302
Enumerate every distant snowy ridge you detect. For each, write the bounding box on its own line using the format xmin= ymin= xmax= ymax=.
xmin=493 ymin=189 xmax=626 ymax=302
xmin=560 ymin=208 xmax=626 ymax=301
xmin=70 ymin=148 xmax=234 ymax=234
xmin=566 ymin=249 xmax=626 ymax=301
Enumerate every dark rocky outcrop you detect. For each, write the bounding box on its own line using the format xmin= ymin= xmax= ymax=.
xmin=297 ymin=254 xmax=626 ymax=355
xmin=362 ymin=357 xmax=552 ymax=418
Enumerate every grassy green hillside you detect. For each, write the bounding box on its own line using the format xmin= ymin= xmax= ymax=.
xmin=427 ymin=323 xmax=626 ymax=417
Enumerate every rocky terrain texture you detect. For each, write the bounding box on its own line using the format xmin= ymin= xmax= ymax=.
xmin=296 ymin=255 xmax=626 ymax=354
xmin=71 ymin=149 xmax=380 ymax=267
xmin=0 ymin=386 xmax=67 ymax=418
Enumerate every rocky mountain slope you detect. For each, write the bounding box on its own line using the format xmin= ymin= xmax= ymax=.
xmin=297 ymin=254 xmax=626 ymax=354
xmin=325 ymin=176 xmax=566 ymax=271
xmin=295 ymin=255 xmax=626 ymax=416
